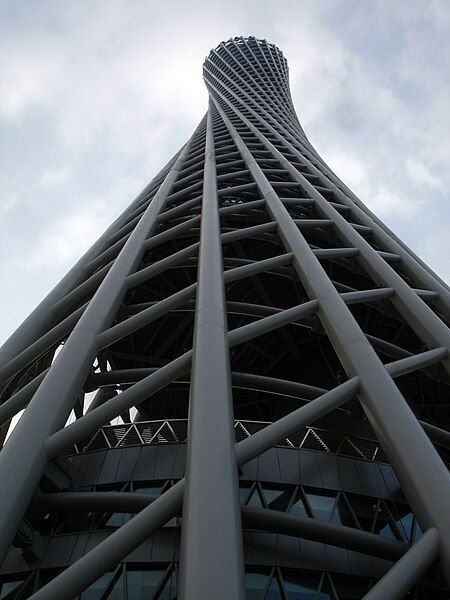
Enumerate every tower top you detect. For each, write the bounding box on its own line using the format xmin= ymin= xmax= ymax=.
xmin=204 ymin=36 xmax=288 ymax=72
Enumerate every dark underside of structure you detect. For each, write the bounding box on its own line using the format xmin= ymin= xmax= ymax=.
xmin=0 ymin=36 xmax=449 ymax=600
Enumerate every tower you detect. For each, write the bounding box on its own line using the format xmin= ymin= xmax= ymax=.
xmin=0 ymin=34 xmax=449 ymax=599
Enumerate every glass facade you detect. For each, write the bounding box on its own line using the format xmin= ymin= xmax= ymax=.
xmin=1 ymin=565 xmax=448 ymax=599
xmin=239 ymin=481 xmax=422 ymax=543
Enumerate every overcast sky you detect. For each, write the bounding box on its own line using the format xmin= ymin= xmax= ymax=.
xmin=1 ymin=0 xmax=449 ymax=346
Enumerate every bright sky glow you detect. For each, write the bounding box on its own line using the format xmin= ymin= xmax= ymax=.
xmin=1 ymin=0 xmax=449 ymax=345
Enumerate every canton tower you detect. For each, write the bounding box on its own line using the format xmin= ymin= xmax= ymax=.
xmin=0 ymin=36 xmax=449 ymax=600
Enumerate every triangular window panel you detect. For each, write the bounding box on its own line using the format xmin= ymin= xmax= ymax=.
xmin=0 ymin=578 xmax=26 ymax=600
xmin=347 ymin=496 xmax=377 ymax=532
xmin=331 ymin=575 xmax=370 ymax=599
xmin=80 ymin=571 xmax=114 ymax=600
xmin=261 ymin=484 xmax=292 ymax=511
xmin=126 ymin=569 xmax=165 ymax=600
xmin=239 ymin=482 xmax=253 ymax=504
xmin=104 ymin=573 xmax=124 ymax=600
xmin=389 ymin=503 xmax=414 ymax=542
xmin=264 ymin=575 xmax=283 ymax=599
xmin=282 ymin=570 xmax=320 ymax=598
xmin=318 ymin=575 xmax=334 ymax=600
xmin=157 ymin=571 xmax=177 ymax=599
xmin=331 ymin=496 xmax=355 ymax=528
xmin=245 ymin=570 xmax=271 ymax=599
xmin=373 ymin=504 xmax=398 ymax=540
xmin=305 ymin=491 xmax=337 ymax=522
xmin=289 ymin=491 xmax=310 ymax=519
xmin=246 ymin=488 xmax=265 ymax=509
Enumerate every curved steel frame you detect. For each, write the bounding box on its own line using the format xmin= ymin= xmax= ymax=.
xmin=0 ymin=36 xmax=449 ymax=600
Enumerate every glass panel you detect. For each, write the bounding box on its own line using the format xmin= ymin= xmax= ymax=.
xmin=318 ymin=576 xmax=334 ymax=600
xmin=305 ymin=492 xmax=336 ymax=521
xmin=105 ymin=512 xmax=132 ymax=528
xmin=57 ymin=512 xmax=95 ymax=534
xmin=347 ymin=497 xmax=377 ymax=531
xmin=134 ymin=484 xmax=164 ymax=495
xmin=158 ymin=571 xmax=177 ymax=599
xmin=331 ymin=497 xmax=354 ymax=528
xmin=283 ymin=571 xmax=320 ymax=599
xmin=412 ymin=520 xmax=423 ymax=543
xmin=245 ymin=571 xmax=270 ymax=599
xmin=133 ymin=484 xmax=175 ymax=527
xmin=0 ymin=579 xmax=25 ymax=600
xmin=332 ymin=575 xmax=369 ymax=599
xmin=247 ymin=489 xmax=264 ymax=509
xmin=390 ymin=504 xmax=414 ymax=542
xmin=265 ymin=576 xmax=283 ymax=599
xmin=127 ymin=570 xmax=164 ymax=600
xmin=373 ymin=506 xmax=397 ymax=540
xmin=80 ymin=572 xmax=113 ymax=600
xmin=261 ymin=485 xmax=292 ymax=511
xmin=164 ymin=517 xmax=178 ymax=528
xmin=104 ymin=574 xmax=123 ymax=600
xmin=289 ymin=491 xmax=309 ymax=518
xmin=240 ymin=484 xmax=253 ymax=504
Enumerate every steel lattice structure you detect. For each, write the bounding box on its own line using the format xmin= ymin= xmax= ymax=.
xmin=0 ymin=36 xmax=449 ymax=600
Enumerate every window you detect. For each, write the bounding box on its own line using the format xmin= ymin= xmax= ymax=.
xmin=80 ymin=572 xmax=114 ymax=600
xmin=305 ymin=492 xmax=337 ymax=522
xmin=332 ymin=575 xmax=369 ymax=599
xmin=330 ymin=495 xmax=356 ymax=528
xmin=240 ymin=483 xmax=253 ymax=504
xmin=289 ymin=490 xmax=310 ymax=519
xmin=246 ymin=487 xmax=265 ymax=509
xmin=158 ymin=571 xmax=177 ymax=600
xmin=0 ymin=579 xmax=26 ymax=600
xmin=372 ymin=503 xmax=398 ymax=540
xmin=260 ymin=484 xmax=292 ymax=512
xmin=127 ymin=570 xmax=165 ymax=600
xmin=283 ymin=571 xmax=321 ymax=599
xmin=346 ymin=496 xmax=377 ymax=532
xmin=104 ymin=512 xmax=132 ymax=529
xmin=245 ymin=570 xmax=271 ymax=599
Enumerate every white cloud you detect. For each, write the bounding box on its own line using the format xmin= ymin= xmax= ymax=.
xmin=405 ymin=158 xmax=440 ymax=189
xmin=26 ymin=206 xmax=110 ymax=269
xmin=0 ymin=0 xmax=449 ymax=346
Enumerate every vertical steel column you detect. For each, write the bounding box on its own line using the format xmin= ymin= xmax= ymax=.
xmin=0 ymin=132 xmax=197 ymax=567
xmin=232 ymin=70 xmax=450 ymax=306
xmin=179 ymin=104 xmax=245 ymax=600
xmin=0 ymin=152 xmax=179 ymax=380
xmin=206 ymin=82 xmax=450 ymax=366
xmin=212 ymin=99 xmax=450 ymax=582
xmin=204 ymin=54 xmax=450 ymax=309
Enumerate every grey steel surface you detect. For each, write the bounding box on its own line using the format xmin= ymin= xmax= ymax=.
xmin=0 ymin=35 xmax=449 ymax=599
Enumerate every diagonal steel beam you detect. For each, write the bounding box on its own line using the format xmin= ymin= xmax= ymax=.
xmin=211 ymin=96 xmax=450 ymax=582
xmin=29 ymin=378 xmax=360 ymax=600
xmin=362 ymin=527 xmax=439 ymax=600
xmin=0 ymin=123 xmax=203 ymax=567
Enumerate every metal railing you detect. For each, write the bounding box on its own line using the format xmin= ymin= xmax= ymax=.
xmin=65 ymin=418 xmax=388 ymax=463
